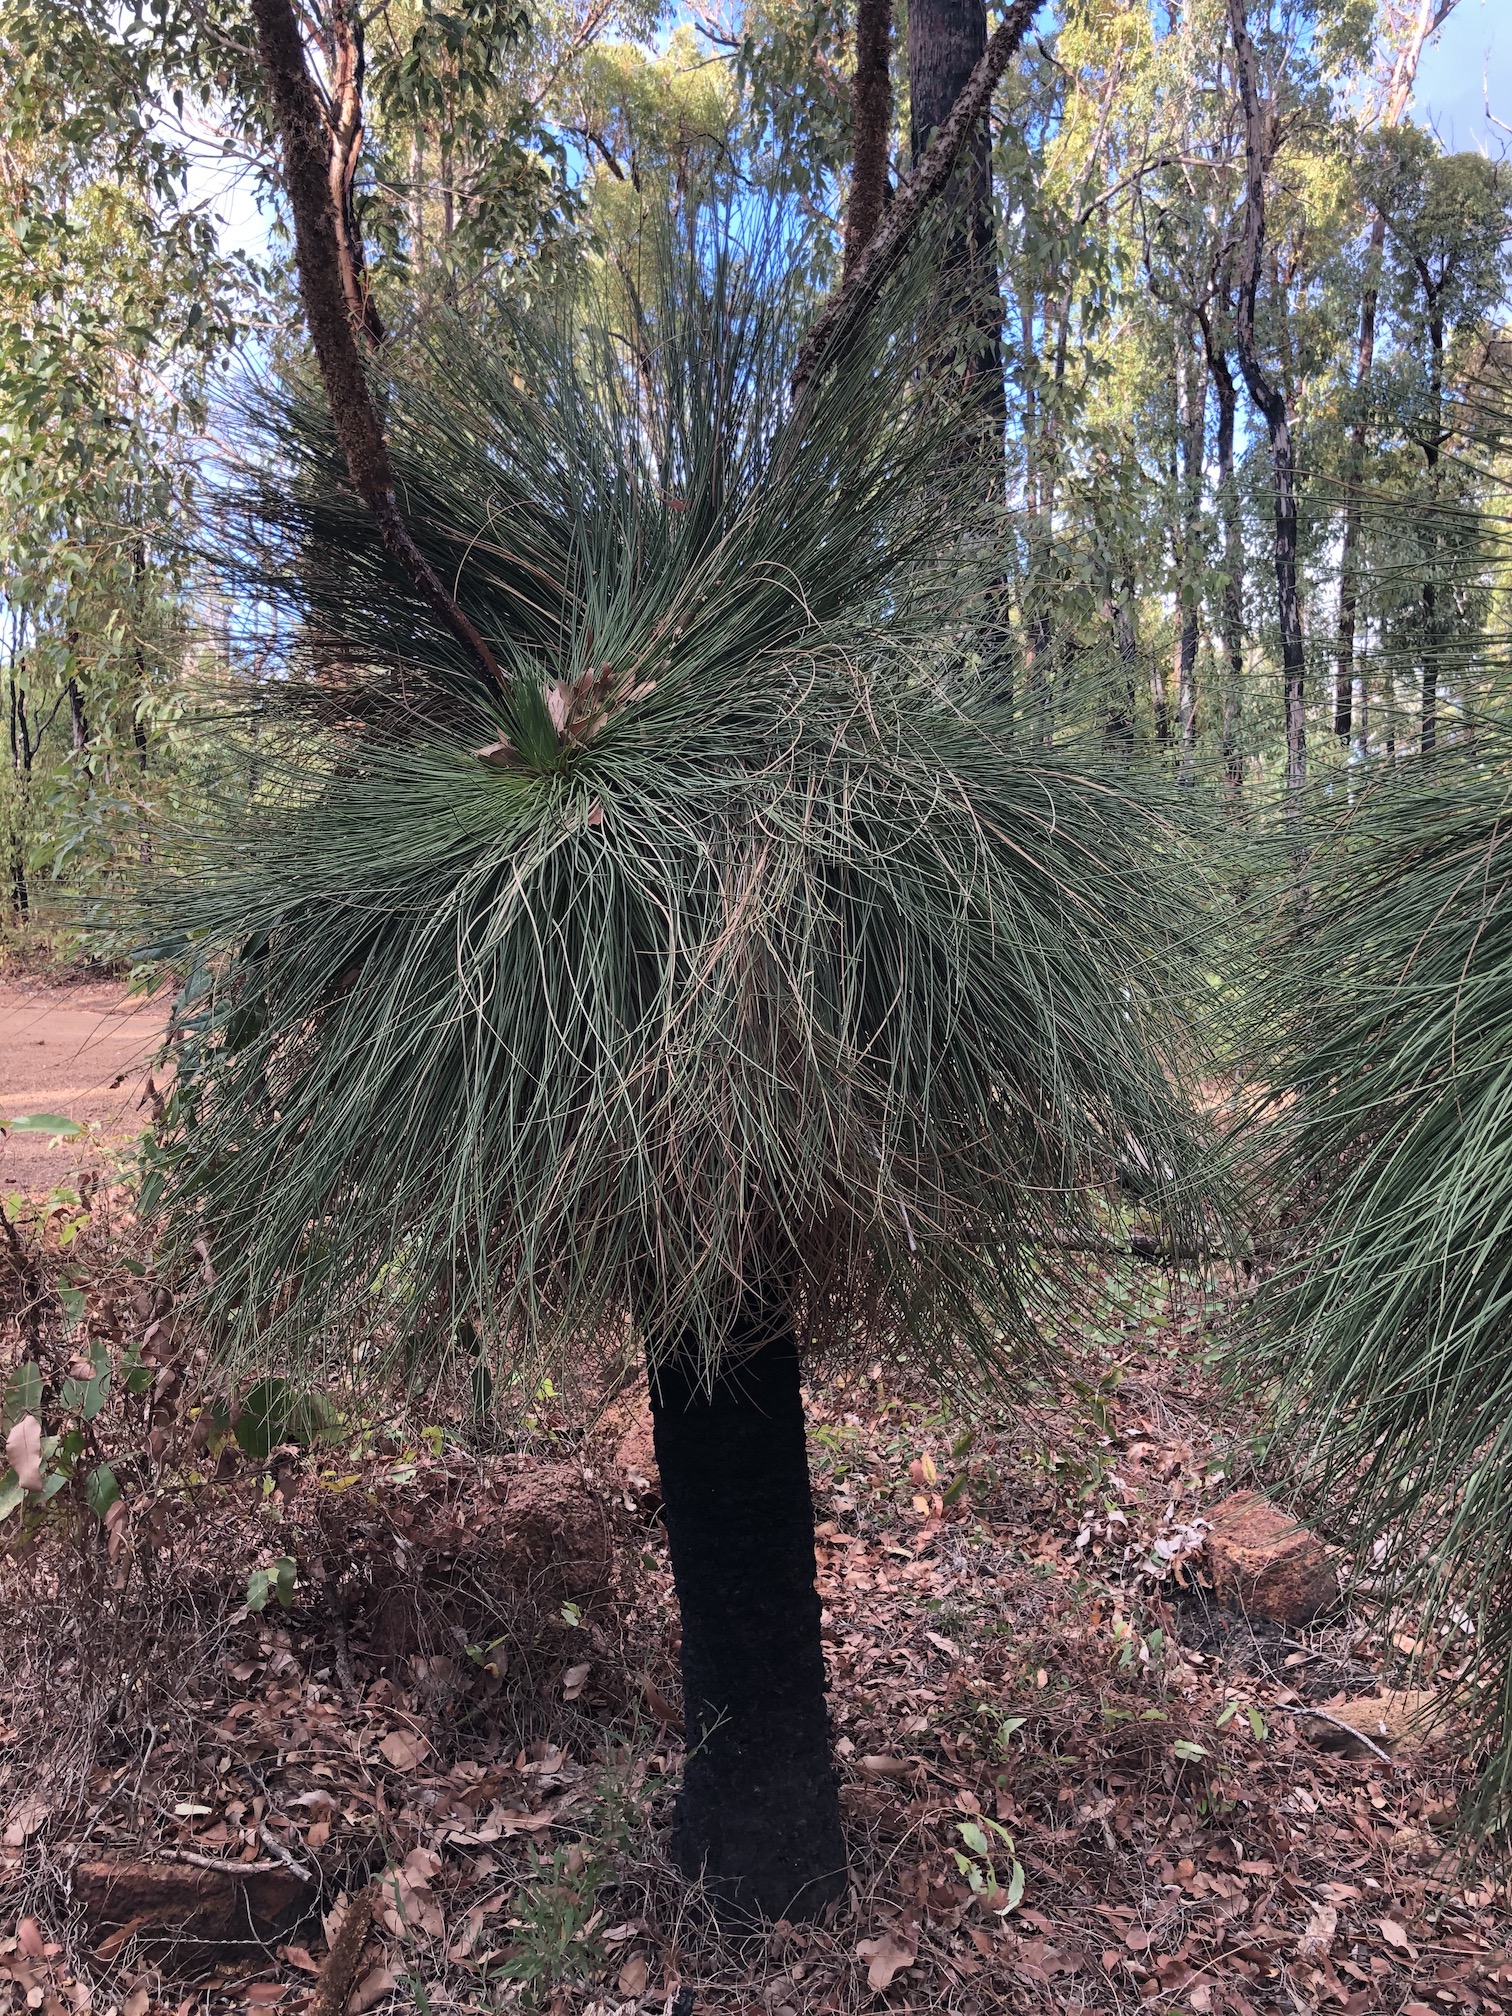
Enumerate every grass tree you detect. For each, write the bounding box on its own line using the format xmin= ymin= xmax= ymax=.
xmin=1248 ymin=740 xmax=1512 ymax=1830
xmin=148 ymin=236 xmax=1210 ymax=1916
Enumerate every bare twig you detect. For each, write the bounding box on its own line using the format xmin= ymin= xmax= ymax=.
xmin=0 ymin=1196 xmax=46 ymax=1347
xmin=260 ymin=1822 xmax=318 ymax=1883
xmin=1278 ymin=1704 xmax=1398 ymax=1768
xmin=793 ymin=0 xmax=1041 ymax=396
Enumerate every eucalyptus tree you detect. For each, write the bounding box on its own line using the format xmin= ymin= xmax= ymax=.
xmin=1375 ymin=142 xmax=1512 ymax=746
xmin=0 ymin=0 xmax=253 ymax=919
xmin=1333 ymin=0 xmax=1460 ymax=744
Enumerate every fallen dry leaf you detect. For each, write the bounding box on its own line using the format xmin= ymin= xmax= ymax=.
xmin=1378 ymin=1917 xmax=1411 ymax=1951
xmin=243 ymin=1986 xmax=286 ymax=2006
xmin=617 ymin=1954 xmax=649 ymax=1997
xmin=378 ymin=1849 xmax=445 ymax=1939
xmin=122 ymin=1987 xmax=150 ymax=2016
xmin=562 ymin=1661 xmax=591 ymax=1701
xmin=16 ymin=1918 xmax=44 ymax=1960
xmin=857 ymin=1932 xmax=916 ymax=1992
xmin=346 ymin=1967 xmax=396 ymax=2015
xmin=377 ymin=1729 xmax=429 ymax=1772
xmin=857 ymin=1754 xmax=912 ymax=1779
xmin=6 ymin=1414 xmax=43 ymax=1493
xmin=2 ymin=1794 xmax=50 ymax=1848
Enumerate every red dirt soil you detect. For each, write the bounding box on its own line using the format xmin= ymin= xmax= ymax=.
xmin=0 ymin=977 xmax=169 ymax=1191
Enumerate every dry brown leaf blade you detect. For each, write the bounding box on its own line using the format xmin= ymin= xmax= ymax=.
xmin=857 ymin=1931 xmax=916 ymax=1991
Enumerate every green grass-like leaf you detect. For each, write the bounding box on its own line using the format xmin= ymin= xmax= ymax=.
xmin=143 ymin=228 xmax=1213 ymax=1401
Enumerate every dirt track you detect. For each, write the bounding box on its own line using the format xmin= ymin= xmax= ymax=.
xmin=0 ymin=977 xmax=170 ymax=1191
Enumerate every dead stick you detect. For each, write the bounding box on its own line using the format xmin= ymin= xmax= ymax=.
xmin=1277 ymin=1704 xmax=1398 ymax=1768
xmin=312 ymin=1882 xmax=378 ymax=2016
xmin=793 ymin=0 xmax=1041 ymax=396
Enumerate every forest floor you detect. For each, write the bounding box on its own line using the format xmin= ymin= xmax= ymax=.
xmin=2 ymin=987 xmax=1510 ymax=2016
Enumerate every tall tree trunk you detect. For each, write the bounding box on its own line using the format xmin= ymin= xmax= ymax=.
xmin=1101 ymin=583 xmax=1136 ymax=759
xmin=1136 ymin=591 xmax=1168 ymax=745
xmin=907 ymin=0 xmax=1006 ymax=430
xmin=1419 ymin=293 xmax=1444 ymax=752
xmin=1227 ymin=0 xmax=1306 ymax=807
xmin=844 ymin=0 xmax=892 ymax=276
xmin=408 ymin=128 xmax=426 ymax=272
xmin=6 ymin=655 xmax=29 ymax=923
xmin=1198 ymin=318 xmax=1245 ymax=796
xmin=649 ymin=1295 xmax=845 ymax=1922
xmin=249 ymin=0 xmax=504 ymax=695
xmin=793 ymin=0 xmax=1038 ymax=399
xmin=1173 ymin=333 xmax=1205 ymax=777
xmin=1334 ymin=0 xmax=1457 ymax=739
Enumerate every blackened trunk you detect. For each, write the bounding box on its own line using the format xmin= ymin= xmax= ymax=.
xmin=907 ymin=0 xmax=1005 ymax=432
xmin=649 ymin=1299 xmax=845 ymax=1923
xmin=1100 ymin=584 xmax=1135 ymax=761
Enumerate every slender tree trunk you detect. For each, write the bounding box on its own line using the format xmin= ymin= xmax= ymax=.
xmin=409 ymin=128 xmax=426 ymax=271
xmin=1420 ymin=299 xmax=1444 ymax=752
xmin=649 ymin=1295 xmax=845 ymax=1923
xmin=67 ymin=676 xmax=88 ymax=755
xmin=1135 ymin=590 xmax=1168 ymax=745
xmin=1174 ymin=335 xmax=1205 ymax=777
xmin=1334 ymin=209 xmax=1382 ymax=742
xmin=1228 ymin=0 xmax=1306 ymax=807
xmin=793 ymin=0 xmax=1038 ymax=400
xmin=249 ymin=0 xmax=504 ymax=694
xmin=6 ymin=657 xmax=29 ymax=923
xmin=1101 ymin=584 xmax=1136 ymax=760
xmin=907 ymin=0 xmax=1006 ymax=431
xmin=1198 ymin=309 xmax=1245 ymax=797
xmin=843 ymin=0 xmax=892 ymax=277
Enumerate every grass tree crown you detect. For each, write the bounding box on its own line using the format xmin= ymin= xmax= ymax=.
xmin=147 ymin=233 xmax=1211 ymax=1392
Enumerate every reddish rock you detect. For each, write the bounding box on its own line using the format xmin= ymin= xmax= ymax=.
xmin=1204 ymin=1490 xmax=1336 ymax=1623
xmin=501 ymin=1462 xmax=612 ymax=1598
xmin=74 ymin=1858 xmax=315 ymax=1956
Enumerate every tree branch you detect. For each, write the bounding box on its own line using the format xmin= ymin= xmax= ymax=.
xmin=249 ymin=0 xmax=506 ymax=697
xmin=794 ymin=0 xmax=1040 ymax=397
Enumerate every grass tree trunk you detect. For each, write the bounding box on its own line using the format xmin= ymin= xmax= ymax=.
xmin=648 ymin=1294 xmax=845 ymax=1922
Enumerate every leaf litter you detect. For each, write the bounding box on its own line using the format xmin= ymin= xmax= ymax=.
xmin=1 ymin=1190 xmax=1509 ymax=2014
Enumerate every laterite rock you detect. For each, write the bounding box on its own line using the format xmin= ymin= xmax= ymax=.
xmin=1204 ymin=1489 xmax=1336 ymax=1623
